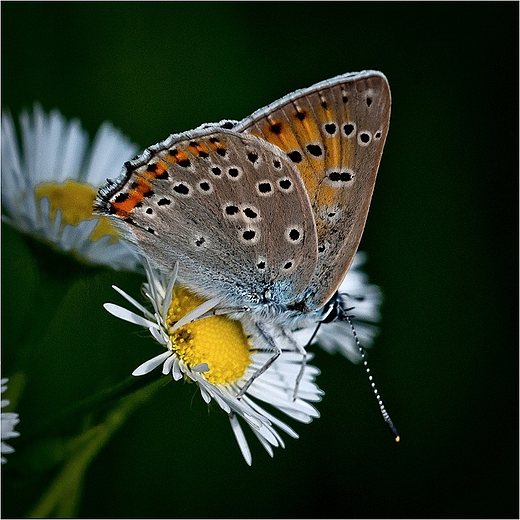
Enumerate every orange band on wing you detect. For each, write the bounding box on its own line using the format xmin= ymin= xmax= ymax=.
xmin=167 ymin=148 xmax=190 ymax=163
xmin=188 ymin=141 xmax=211 ymax=156
xmin=110 ymin=176 xmax=152 ymax=216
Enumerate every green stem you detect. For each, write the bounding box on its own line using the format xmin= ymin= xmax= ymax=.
xmin=27 ymin=376 xmax=167 ymax=518
xmin=21 ymin=374 xmax=150 ymax=442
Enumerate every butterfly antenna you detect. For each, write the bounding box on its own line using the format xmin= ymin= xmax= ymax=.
xmin=345 ymin=313 xmax=400 ymax=442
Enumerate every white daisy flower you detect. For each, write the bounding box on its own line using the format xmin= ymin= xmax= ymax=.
xmin=293 ymin=251 xmax=383 ymax=363
xmin=1 ymin=104 xmax=142 ymax=271
xmin=1 ymin=378 xmax=20 ymax=464
xmin=104 ymin=258 xmax=323 ymax=465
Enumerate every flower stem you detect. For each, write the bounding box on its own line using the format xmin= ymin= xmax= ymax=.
xmin=27 ymin=376 xmax=166 ymax=518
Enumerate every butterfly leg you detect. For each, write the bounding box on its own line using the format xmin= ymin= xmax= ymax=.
xmin=236 ymin=321 xmax=281 ymax=399
xmin=278 ymin=328 xmax=308 ymax=401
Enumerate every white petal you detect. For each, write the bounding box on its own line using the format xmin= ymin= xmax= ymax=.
xmin=170 ymin=297 xmax=221 ymax=330
xmin=111 ymin=285 xmax=153 ymax=318
xmin=149 ymin=326 xmax=168 ymax=346
xmin=251 ymin=430 xmax=275 ymax=458
xmin=132 ymin=351 xmax=171 ymax=376
xmin=199 ymin=386 xmax=212 ymax=404
xmin=172 ymin=359 xmax=183 ymax=381
xmin=229 ymin=415 xmax=252 ymax=466
xmin=103 ymin=303 xmax=158 ymax=329
xmin=191 ymin=363 xmax=209 ymax=373
xmin=162 ymin=355 xmax=175 ymax=375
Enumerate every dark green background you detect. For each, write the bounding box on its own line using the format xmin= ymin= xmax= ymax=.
xmin=2 ymin=2 xmax=518 ymax=518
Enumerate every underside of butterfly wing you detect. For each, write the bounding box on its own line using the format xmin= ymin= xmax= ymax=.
xmin=95 ymin=128 xmax=318 ymax=309
xmin=235 ymin=70 xmax=391 ymax=311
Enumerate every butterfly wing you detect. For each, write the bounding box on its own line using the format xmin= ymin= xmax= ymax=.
xmin=235 ymin=70 xmax=391 ymax=311
xmin=95 ymin=128 xmax=318 ymax=308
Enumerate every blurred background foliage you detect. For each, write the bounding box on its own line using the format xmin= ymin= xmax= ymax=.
xmin=2 ymin=2 xmax=518 ymax=518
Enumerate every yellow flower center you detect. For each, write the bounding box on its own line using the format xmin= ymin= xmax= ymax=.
xmin=34 ymin=180 xmax=118 ymax=241
xmin=166 ymin=286 xmax=254 ymax=385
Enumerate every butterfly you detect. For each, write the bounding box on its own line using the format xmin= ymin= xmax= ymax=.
xmin=95 ymin=70 xmax=391 ymax=395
